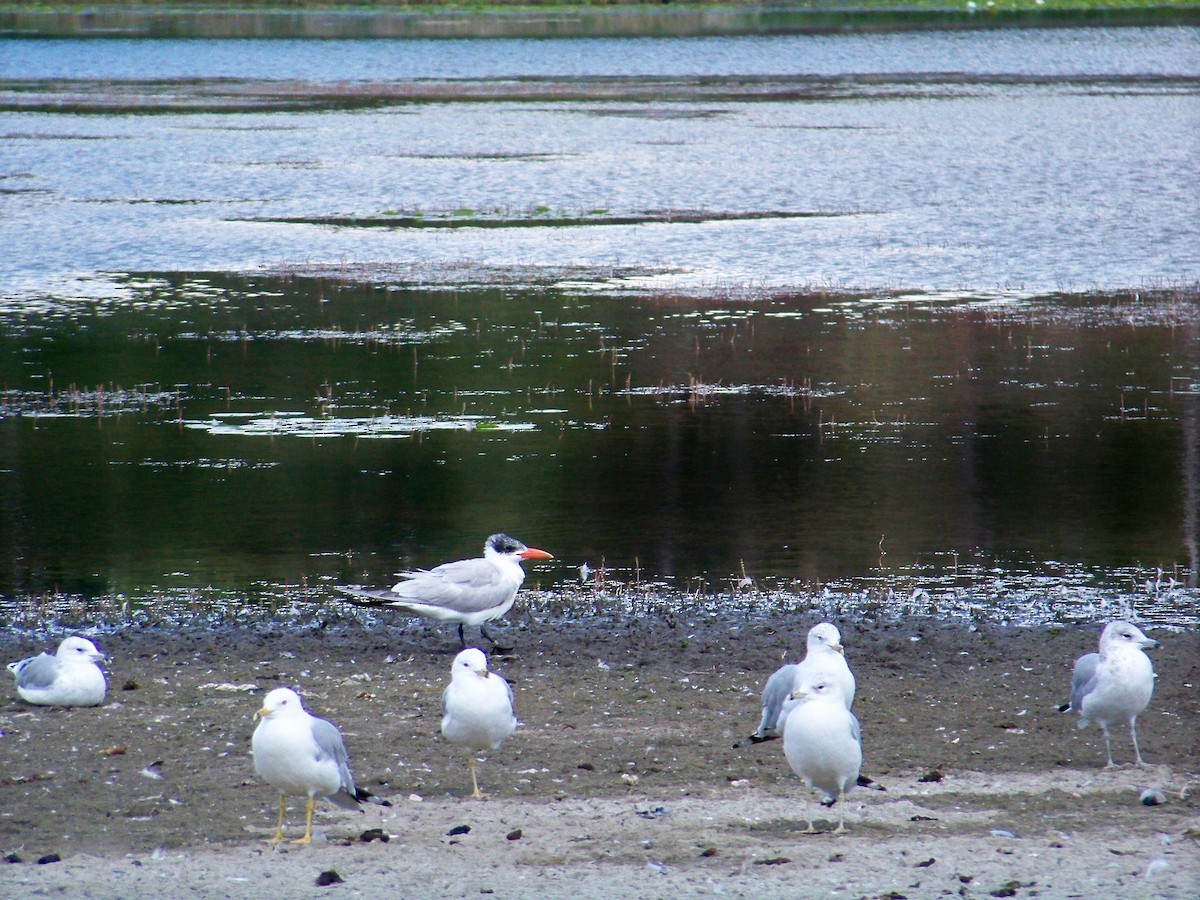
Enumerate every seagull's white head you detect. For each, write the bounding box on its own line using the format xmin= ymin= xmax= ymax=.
xmin=1099 ymin=621 xmax=1159 ymax=653
xmin=257 ymin=687 xmax=306 ymax=720
xmin=452 ymin=647 xmax=491 ymax=680
xmin=808 ymin=622 xmax=844 ymax=655
xmin=57 ymin=636 xmax=106 ymax=665
xmin=789 ymin=672 xmax=847 ymax=705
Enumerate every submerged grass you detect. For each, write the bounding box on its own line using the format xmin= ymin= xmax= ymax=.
xmin=1 ymin=0 xmax=1197 ymax=39
xmin=248 ymin=208 xmax=852 ymax=230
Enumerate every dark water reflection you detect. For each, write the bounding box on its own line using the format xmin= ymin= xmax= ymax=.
xmin=1 ymin=274 xmax=1196 ymax=622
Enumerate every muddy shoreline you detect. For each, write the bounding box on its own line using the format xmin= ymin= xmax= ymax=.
xmin=1 ymin=615 xmax=1197 ymax=896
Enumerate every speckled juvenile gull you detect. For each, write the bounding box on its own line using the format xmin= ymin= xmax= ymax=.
xmin=7 ymin=636 xmax=107 ymax=707
xmin=783 ymin=671 xmax=862 ymax=834
xmin=441 ymin=647 xmax=517 ymax=798
xmin=338 ymin=533 xmax=553 ymax=648
xmin=251 ymin=687 xmax=361 ymax=844
xmin=1059 ymin=621 xmax=1159 ymax=767
xmin=739 ymin=623 xmax=855 ymax=747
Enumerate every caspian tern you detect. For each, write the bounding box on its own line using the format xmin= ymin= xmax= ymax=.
xmin=7 ymin=636 xmax=107 ymax=707
xmin=440 ymin=647 xmax=517 ymax=798
xmin=1059 ymin=620 xmax=1159 ymax=767
xmin=338 ymin=533 xmax=554 ymax=648
xmin=252 ymin=687 xmax=361 ymax=844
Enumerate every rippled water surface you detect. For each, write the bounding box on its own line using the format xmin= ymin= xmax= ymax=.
xmin=0 ymin=28 xmax=1197 ymax=624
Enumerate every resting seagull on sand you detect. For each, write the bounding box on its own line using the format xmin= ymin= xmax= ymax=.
xmin=441 ymin=647 xmax=517 ymax=798
xmin=738 ymin=622 xmax=855 ymax=747
xmin=1059 ymin=620 xmax=1159 ymax=767
xmin=7 ymin=636 xmax=107 ymax=707
xmin=783 ymin=671 xmax=862 ymax=834
xmin=251 ymin=687 xmax=361 ymax=844
xmin=339 ymin=533 xmax=553 ymax=649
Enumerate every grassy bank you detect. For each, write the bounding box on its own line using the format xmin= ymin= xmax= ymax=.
xmin=1 ymin=1 xmax=1198 ymax=38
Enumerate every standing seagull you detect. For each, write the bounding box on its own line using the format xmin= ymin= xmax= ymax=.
xmin=783 ymin=671 xmax=862 ymax=834
xmin=738 ymin=622 xmax=855 ymax=746
xmin=1059 ymin=621 xmax=1159 ymax=767
xmin=440 ymin=647 xmax=517 ymax=798
xmin=251 ymin=687 xmax=361 ymax=844
xmin=339 ymin=533 xmax=553 ymax=649
xmin=7 ymin=636 xmax=107 ymax=707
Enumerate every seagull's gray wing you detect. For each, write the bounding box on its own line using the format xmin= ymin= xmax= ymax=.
xmin=12 ymin=654 xmax=59 ymax=690
xmin=848 ymin=710 xmax=862 ymax=746
xmin=755 ymin=664 xmax=799 ymax=737
xmin=310 ymin=717 xmax=360 ymax=810
xmin=440 ymin=684 xmax=450 ymax=717
xmin=1066 ymin=651 xmax=1100 ymax=712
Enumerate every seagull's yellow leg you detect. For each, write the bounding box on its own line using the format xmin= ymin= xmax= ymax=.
xmin=832 ymin=789 xmax=848 ymax=834
xmin=266 ymin=794 xmax=287 ymax=844
xmin=801 ymin=796 xmax=817 ymax=834
xmin=291 ymin=796 xmax=315 ymax=844
xmin=469 ymin=755 xmax=486 ymax=799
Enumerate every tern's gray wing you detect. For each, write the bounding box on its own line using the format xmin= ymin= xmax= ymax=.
xmin=1067 ymin=652 xmax=1100 ymax=711
xmin=311 ymin=717 xmax=360 ymax=810
xmin=389 ymin=558 xmax=515 ymax=614
xmin=756 ymin=664 xmax=800 ymax=736
xmin=11 ymin=654 xmax=59 ymax=690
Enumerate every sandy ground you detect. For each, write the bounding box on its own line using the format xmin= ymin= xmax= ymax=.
xmin=1 ymin=614 xmax=1197 ymax=898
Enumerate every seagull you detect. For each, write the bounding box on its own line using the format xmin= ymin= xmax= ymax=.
xmin=7 ymin=636 xmax=107 ymax=707
xmin=440 ymin=647 xmax=517 ymax=798
xmin=338 ymin=533 xmax=553 ymax=649
xmin=737 ymin=622 xmax=855 ymax=747
xmin=1059 ymin=620 xmax=1159 ymax=767
xmin=251 ymin=687 xmax=361 ymax=844
xmin=783 ymin=671 xmax=862 ymax=834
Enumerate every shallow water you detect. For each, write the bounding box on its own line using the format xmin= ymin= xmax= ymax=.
xmin=1 ymin=28 xmax=1197 ymax=296
xmin=0 ymin=29 xmax=1197 ymax=624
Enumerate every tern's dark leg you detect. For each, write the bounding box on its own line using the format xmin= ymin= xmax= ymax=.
xmin=479 ymin=624 xmax=513 ymax=653
xmin=457 ymin=623 xmax=467 ymax=648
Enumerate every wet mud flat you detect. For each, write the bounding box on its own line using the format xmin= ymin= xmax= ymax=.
xmin=1 ymin=615 xmax=1197 ymax=897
